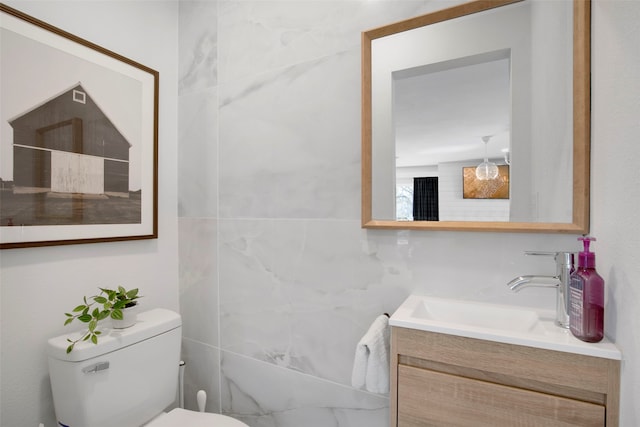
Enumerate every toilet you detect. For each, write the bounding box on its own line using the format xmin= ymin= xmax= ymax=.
xmin=47 ymin=308 xmax=248 ymax=427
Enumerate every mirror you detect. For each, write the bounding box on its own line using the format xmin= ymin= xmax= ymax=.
xmin=362 ymin=0 xmax=590 ymax=233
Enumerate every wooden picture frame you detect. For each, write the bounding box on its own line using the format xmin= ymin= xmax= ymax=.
xmin=361 ymin=0 xmax=591 ymax=233
xmin=0 ymin=3 xmax=158 ymax=249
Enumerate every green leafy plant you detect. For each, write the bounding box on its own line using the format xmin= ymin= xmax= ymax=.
xmin=64 ymin=286 xmax=141 ymax=353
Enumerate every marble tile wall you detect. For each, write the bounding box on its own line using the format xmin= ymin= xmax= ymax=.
xmin=178 ymin=1 xmax=579 ymax=426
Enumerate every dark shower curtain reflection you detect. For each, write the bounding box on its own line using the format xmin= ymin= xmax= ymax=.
xmin=413 ymin=177 xmax=439 ymax=221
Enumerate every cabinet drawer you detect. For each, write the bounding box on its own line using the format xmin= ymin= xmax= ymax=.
xmin=398 ymin=364 xmax=605 ymax=427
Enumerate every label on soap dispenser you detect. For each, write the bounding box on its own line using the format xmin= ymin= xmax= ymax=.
xmin=569 ymin=274 xmax=585 ymax=335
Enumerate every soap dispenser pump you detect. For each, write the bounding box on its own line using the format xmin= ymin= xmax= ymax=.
xmin=569 ymin=237 xmax=604 ymax=342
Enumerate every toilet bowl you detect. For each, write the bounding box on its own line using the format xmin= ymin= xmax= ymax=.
xmin=146 ymin=408 xmax=248 ymax=427
xmin=47 ymin=308 xmax=249 ymax=427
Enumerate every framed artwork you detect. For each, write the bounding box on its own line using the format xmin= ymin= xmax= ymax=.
xmin=1 ymin=4 xmax=158 ymax=249
xmin=462 ymin=165 xmax=510 ymax=199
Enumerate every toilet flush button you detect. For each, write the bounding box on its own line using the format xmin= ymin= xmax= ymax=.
xmin=82 ymin=361 xmax=110 ymax=374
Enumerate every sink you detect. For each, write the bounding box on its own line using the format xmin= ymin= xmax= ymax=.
xmin=410 ymin=297 xmax=542 ymax=334
xmin=390 ymin=295 xmax=621 ymax=360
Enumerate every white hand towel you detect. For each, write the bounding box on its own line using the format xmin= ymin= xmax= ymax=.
xmin=351 ymin=314 xmax=390 ymax=394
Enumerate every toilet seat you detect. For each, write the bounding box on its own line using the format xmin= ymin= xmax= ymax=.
xmin=146 ymin=408 xmax=249 ymax=427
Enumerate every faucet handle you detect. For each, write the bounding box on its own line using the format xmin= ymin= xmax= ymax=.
xmin=525 ymin=251 xmax=574 ymax=263
xmin=525 ymin=251 xmax=558 ymax=257
xmin=525 ymin=251 xmax=575 ymax=274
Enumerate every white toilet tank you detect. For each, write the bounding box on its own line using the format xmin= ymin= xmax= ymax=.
xmin=47 ymin=308 xmax=182 ymax=427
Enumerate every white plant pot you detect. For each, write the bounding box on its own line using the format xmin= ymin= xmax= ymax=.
xmin=111 ymin=303 xmax=139 ymax=329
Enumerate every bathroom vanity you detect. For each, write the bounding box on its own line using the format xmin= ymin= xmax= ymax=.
xmin=389 ymin=296 xmax=621 ymax=426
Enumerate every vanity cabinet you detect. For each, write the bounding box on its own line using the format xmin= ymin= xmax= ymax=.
xmin=390 ymin=327 xmax=620 ymax=426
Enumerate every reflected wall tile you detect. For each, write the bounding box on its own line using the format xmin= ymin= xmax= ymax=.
xmin=221 ymin=350 xmax=389 ymax=427
xmin=179 ymin=217 xmax=219 ymax=346
xmin=179 ymin=0 xmax=218 ymax=94
xmin=219 ymin=50 xmax=360 ymax=220
xmin=178 ymin=88 xmax=218 ymax=218
xmin=218 ymin=0 xmax=444 ymax=84
xmin=219 ymin=218 xmax=411 ymax=386
xmin=181 ymin=338 xmax=221 ymax=413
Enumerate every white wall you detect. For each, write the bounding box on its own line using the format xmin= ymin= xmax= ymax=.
xmin=591 ymin=0 xmax=640 ymax=423
xmin=0 ymin=2 xmax=179 ymax=427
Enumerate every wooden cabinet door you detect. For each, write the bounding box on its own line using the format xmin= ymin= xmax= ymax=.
xmin=397 ymin=365 xmax=605 ymax=427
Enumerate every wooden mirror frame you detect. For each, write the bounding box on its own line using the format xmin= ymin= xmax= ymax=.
xmin=361 ymin=0 xmax=590 ymax=233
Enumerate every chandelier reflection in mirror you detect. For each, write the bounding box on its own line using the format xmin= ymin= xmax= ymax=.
xmin=475 ymin=135 xmax=499 ymax=180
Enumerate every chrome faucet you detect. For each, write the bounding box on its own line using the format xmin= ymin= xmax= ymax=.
xmin=507 ymin=251 xmax=575 ymax=328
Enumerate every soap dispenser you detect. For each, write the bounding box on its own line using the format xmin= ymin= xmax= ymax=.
xmin=569 ymin=237 xmax=604 ymax=342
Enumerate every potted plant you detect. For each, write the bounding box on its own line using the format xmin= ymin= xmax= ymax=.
xmin=64 ymin=286 xmax=141 ymax=353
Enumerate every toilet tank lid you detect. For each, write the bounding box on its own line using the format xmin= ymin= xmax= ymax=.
xmin=47 ymin=308 xmax=182 ymax=362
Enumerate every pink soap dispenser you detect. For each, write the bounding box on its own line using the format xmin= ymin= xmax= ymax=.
xmin=569 ymin=237 xmax=604 ymax=342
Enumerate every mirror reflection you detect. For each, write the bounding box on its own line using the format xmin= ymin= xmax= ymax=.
xmin=363 ymin=0 xmax=590 ymax=233
xmin=393 ymin=51 xmax=511 ymax=221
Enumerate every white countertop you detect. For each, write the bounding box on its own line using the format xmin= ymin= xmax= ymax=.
xmin=390 ymin=295 xmax=621 ymax=360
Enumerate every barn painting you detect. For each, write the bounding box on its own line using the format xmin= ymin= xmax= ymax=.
xmin=1 ymin=4 xmax=158 ymax=248
xmin=9 ymin=83 xmax=131 ymax=197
